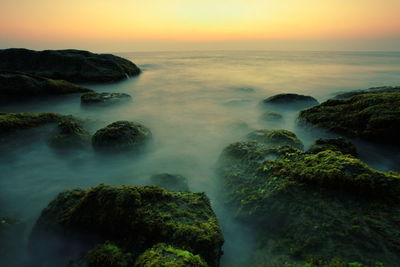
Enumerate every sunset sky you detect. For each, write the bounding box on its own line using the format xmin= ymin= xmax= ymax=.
xmin=1 ymin=0 xmax=400 ymax=52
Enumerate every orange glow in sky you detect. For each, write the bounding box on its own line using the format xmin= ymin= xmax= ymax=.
xmin=1 ymin=0 xmax=400 ymax=51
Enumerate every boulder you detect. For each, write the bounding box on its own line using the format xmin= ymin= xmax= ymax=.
xmin=0 ymin=48 xmax=141 ymax=83
xmin=134 ymin=243 xmax=208 ymax=267
xmin=149 ymin=173 xmax=189 ymax=192
xmin=245 ymin=129 xmax=304 ymax=150
xmin=81 ymin=92 xmax=132 ymax=107
xmin=298 ymin=92 xmax=400 ymax=145
xmin=0 ymin=72 xmax=92 ymax=99
xmin=47 ymin=120 xmax=91 ymax=150
xmin=217 ymin=139 xmax=400 ymax=266
xmin=307 ymin=137 xmax=358 ymax=157
xmin=262 ymin=93 xmax=318 ymax=110
xmin=29 ymin=184 xmax=224 ymax=267
xmin=92 ymin=121 xmax=152 ymax=153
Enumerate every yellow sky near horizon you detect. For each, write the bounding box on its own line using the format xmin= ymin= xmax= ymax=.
xmin=1 ymin=0 xmax=400 ymax=51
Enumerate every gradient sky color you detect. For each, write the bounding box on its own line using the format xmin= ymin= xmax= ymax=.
xmin=1 ymin=0 xmax=400 ymax=52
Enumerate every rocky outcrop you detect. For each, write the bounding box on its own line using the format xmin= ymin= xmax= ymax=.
xmin=307 ymin=137 xmax=358 ymax=157
xmin=92 ymin=121 xmax=152 ymax=153
xmin=149 ymin=173 xmax=190 ymax=192
xmin=0 ymin=112 xmax=64 ymax=135
xmin=0 ymin=48 xmax=141 ymax=83
xmin=245 ymin=129 xmax=304 ymax=150
xmin=262 ymin=93 xmax=318 ymax=110
xmin=81 ymin=92 xmax=132 ymax=107
xmin=29 ymin=184 xmax=224 ymax=267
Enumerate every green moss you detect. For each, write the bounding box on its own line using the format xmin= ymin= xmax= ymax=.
xmin=47 ymin=120 xmax=91 ymax=150
xmin=246 ymin=129 xmax=304 ymax=150
xmin=298 ymin=92 xmax=400 ymax=144
xmin=134 ymin=243 xmax=208 ymax=267
xmin=307 ymin=138 xmax=358 ymax=157
xmin=149 ymin=173 xmax=189 ymax=192
xmin=30 ymin=185 xmax=223 ymax=267
xmin=0 ymin=112 xmax=64 ymax=135
xmin=85 ymin=241 xmax=133 ymax=267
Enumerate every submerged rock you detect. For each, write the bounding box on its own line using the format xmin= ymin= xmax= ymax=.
xmin=92 ymin=121 xmax=152 ymax=153
xmin=245 ymin=129 xmax=304 ymax=150
xmin=308 ymin=137 xmax=358 ymax=157
xmin=217 ymin=139 xmax=400 ymax=266
xmin=298 ymin=92 xmax=400 ymax=145
xmin=47 ymin=120 xmax=91 ymax=150
xmin=260 ymin=111 xmax=283 ymax=123
xmin=134 ymin=243 xmax=208 ymax=267
xmin=0 ymin=72 xmax=92 ymax=99
xmin=29 ymin=184 xmax=224 ymax=267
xmin=262 ymin=93 xmax=319 ymax=110
xmin=149 ymin=173 xmax=189 ymax=192
xmin=81 ymin=92 xmax=132 ymax=107
xmin=0 ymin=48 xmax=141 ymax=83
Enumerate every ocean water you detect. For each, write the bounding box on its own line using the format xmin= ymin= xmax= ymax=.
xmin=1 ymin=50 xmax=400 ymax=266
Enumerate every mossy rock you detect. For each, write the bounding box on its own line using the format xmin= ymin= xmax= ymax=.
xmin=260 ymin=112 xmax=283 ymax=123
xmin=81 ymin=92 xmax=132 ymax=107
xmin=0 ymin=112 xmax=64 ymax=135
xmin=217 ymin=140 xmax=400 ymax=266
xmin=134 ymin=243 xmax=208 ymax=267
xmin=0 ymin=72 xmax=92 ymax=99
xmin=47 ymin=120 xmax=91 ymax=150
xmin=29 ymin=184 xmax=224 ymax=267
xmin=307 ymin=138 xmax=358 ymax=157
xmin=262 ymin=93 xmax=319 ymax=110
xmin=149 ymin=173 xmax=189 ymax=192
xmin=85 ymin=242 xmax=134 ymax=267
xmin=246 ymin=129 xmax=304 ymax=150
xmin=0 ymin=48 xmax=141 ymax=83
xmin=298 ymin=92 xmax=400 ymax=145
xmin=92 ymin=121 xmax=152 ymax=153
xmin=334 ymin=86 xmax=400 ymax=100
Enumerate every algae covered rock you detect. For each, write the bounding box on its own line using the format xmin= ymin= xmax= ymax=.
xmin=334 ymin=86 xmax=400 ymax=100
xmin=134 ymin=243 xmax=208 ymax=267
xmin=29 ymin=184 xmax=224 ymax=267
xmin=0 ymin=72 xmax=92 ymax=99
xmin=0 ymin=48 xmax=141 ymax=83
xmin=246 ymin=129 xmax=304 ymax=150
xmin=217 ymin=139 xmax=400 ymax=266
xmin=307 ymin=137 xmax=358 ymax=157
xmin=85 ymin=242 xmax=134 ymax=267
xmin=149 ymin=173 xmax=189 ymax=192
xmin=81 ymin=92 xmax=132 ymax=107
xmin=262 ymin=93 xmax=318 ymax=110
xmin=47 ymin=120 xmax=91 ymax=150
xmin=0 ymin=112 xmax=64 ymax=135
xmin=92 ymin=121 xmax=152 ymax=153
xmin=298 ymin=92 xmax=400 ymax=145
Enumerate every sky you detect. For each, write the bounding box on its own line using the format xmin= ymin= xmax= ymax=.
xmin=1 ymin=0 xmax=400 ymax=52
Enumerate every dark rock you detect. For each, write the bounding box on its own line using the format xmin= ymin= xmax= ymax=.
xmin=47 ymin=120 xmax=91 ymax=150
xmin=217 ymin=139 xmax=400 ymax=266
xmin=262 ymin=93 xmax=319 ymax=110
xmin=245 ymin=129 xmax=304 ymax=150
xmin=334 ymin=86 xmax=400 ymax=99
xmin=81 ymin=92 xmax=132 ymax=107
xmin=308 ymin=137 xmax=358 ymax=157
xmin=298 ymin=92 xmax=400 ymax=145
xmin=149 ymin=173 xmax=189 ymax=192
xmin=0 ymin=48 xmax=141 ymax=83
xmin=0 ymin=112 xmax=64 ymax=135
xmin=0 ymin=72 xmax=91 ymax=99
xmin=29 ymin=184 xmax=224 ymax=267
xmin=134 ymin=243 xmax=208 ymax=267
xmin=92 ymin=121 xmax=152 ymax=153
xmin=85 ymin=242 xmax=134 ymax=267
xmin=260 ymin=111 xmax=283 ymax=122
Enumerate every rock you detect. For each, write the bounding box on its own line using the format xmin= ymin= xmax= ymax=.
xmin=29 ymin=184 xmax=224 ymax=267
xmin=149 ymin=173 xmax=189 ymax=192
xmin=298 ymin=92 xmax=400 ymax=145
xmin=262 ymin=93 xmax=319 ymax=110
xmin=85 ymin=242 xmax=134 ymax=267
xmin=260 ymin=112 xmax=283 ymax=122
xmin=334 ymin=86 xmax=400 ymax=99
xmin=92 ymin=121 xmax=152 ymax=153
xmin=0 ymin=72 xmax=92 ymax=99
xmin=81 ymin=92 xmax=132 ymax=107
xmin=134 ymin=243 xmax=208 ymax=267
xmin=245 ymin=129 xmax=304 ymax=150
xmin=0 ymin=112 xmax=64 ymax=135
xmin=217 ymin=140 xmax=400 ymax=266
xmin=0 ymin=48 xmax=141 ymax=83
xmin=47 ymin=120 xmax=91 ymax=150
xmin=308 ymin=137 xmax=358 ymax=157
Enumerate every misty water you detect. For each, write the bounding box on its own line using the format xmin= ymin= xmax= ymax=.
xmin=1 ymin=50 xmax=400 ymax=266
